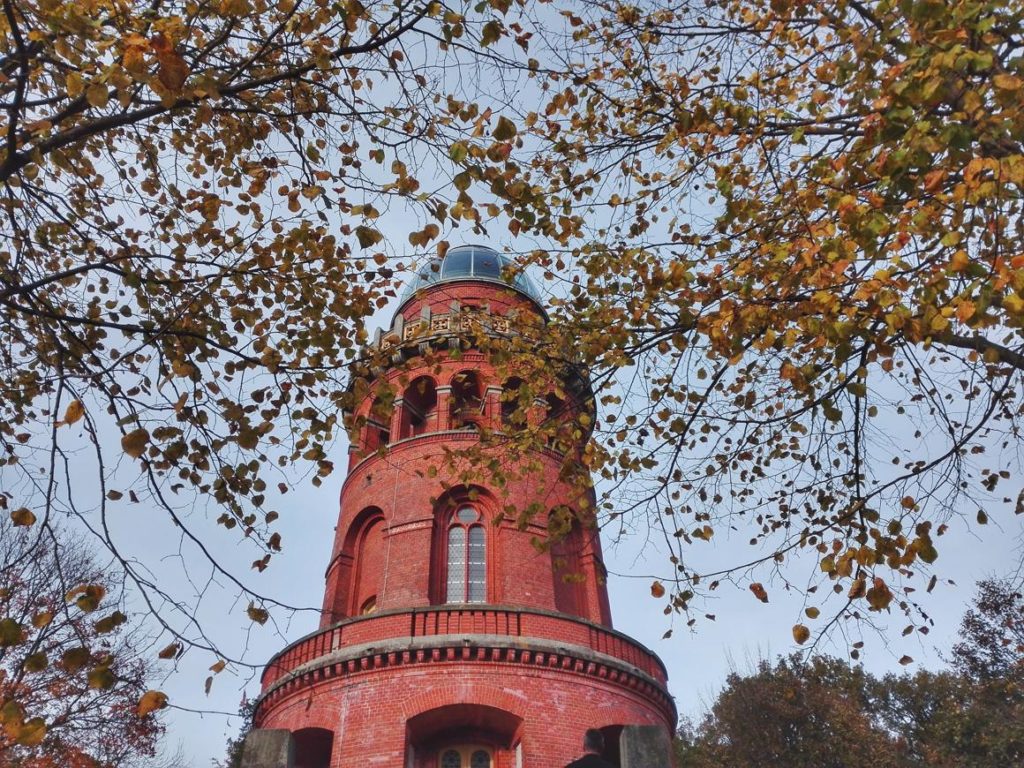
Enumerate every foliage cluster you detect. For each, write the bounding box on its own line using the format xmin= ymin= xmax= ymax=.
xmin=675 ymin=580 xmax=1024 ymax=768
xmin=0 ymin=520 xmax=165 ymax=765
xmin=2 ymin=0 xmax=1023 ymax=746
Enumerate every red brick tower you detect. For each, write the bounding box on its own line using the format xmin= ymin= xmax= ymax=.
xmin=254 ymin=246 xmax=674 ymax=768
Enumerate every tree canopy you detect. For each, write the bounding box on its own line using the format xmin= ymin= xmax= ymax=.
xmin=2 ymin=0 xmax=1023 ymax=751
xmin=676 ymin=580 xmax=1023 ymax=767
xmin=0 ymin=519 xmax=170 ymax=766
xmin=463 ymin=0 xmax=1024 ymax=645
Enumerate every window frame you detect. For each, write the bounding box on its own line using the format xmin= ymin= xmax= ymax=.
xmin=445 ymin=506 xmax=487 ymax=604
xmin=438 ymin=745 xmax=493 ymax=768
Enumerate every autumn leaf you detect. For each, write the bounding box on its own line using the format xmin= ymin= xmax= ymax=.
xmin=15 ymin=717 xmax=47 ymax=747
xmin=61 ymin=647 xmax=92 ymax=673
xmin=792 ymin=624 xmax=810 ymax=644
xmin=151 ymin=33 xmax=190 ymax=92
xmin=750 ymin=583 xmax=769 ymax=603
xmin=355 ymin=225 xmax=383 ymax=249
xmin=10 ymin=507 xmax=36 ymax=526
xmin=94 ymin=610 xmax=128 ymax=633
xmin=85 ymin=84 xmax=109 ymax=108
xmin=121 ymin=428 xmax=150 ymax=458
xmin=157 ymin=641 xmax=182 ymax=659
xmin=247 ymin=602 xmax=269 ymax=624
xmin=87 ymin=664 xmax=117 ymax=689
xmin=0 ymin=618 xmax=24 ymax=647
xmin=650 ymin=580 xmax=665 ymax=598
xmin=492 ymin=116 xmax=517 ymax=141
xmin=137 ymin=690 xmax=168 ymax=717
xmin=992 ymin=73 xmax=1022 ymax=91
xmin=56 ymin=398 xmax=85 ymax=426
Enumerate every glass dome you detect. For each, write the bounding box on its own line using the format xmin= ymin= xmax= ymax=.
xmin=398 ymin=245 xmax=541 ymax=306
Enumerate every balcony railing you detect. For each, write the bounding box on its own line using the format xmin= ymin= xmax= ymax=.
xmin=260 ymin=605 xmax=668 ymax=690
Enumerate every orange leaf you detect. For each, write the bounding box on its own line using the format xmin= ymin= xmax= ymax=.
xmin=137 ymin=690 xmax=168 ymax=717
xmin=749 ymin=582 xmax=768 ymax=603
xmin=792 ymin=624 xmax=810 ymax=644
xmin=650 ymin=580 xmax=665 ymax=598
xmin=157 ymin=51 xmax=190 ymax=91
xmin=57 ymin=399 xmax=85 ymax=426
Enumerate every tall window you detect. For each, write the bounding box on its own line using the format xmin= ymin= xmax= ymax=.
xmin=446 ymin=507 xmax=486 ymax=603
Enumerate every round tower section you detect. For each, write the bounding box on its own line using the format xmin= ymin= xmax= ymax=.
xmin=255 ymin=246 xmax=675 ymax=768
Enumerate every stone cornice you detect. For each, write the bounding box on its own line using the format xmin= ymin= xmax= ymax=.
xmin=256 ymin=634 xmax=676 ymax=726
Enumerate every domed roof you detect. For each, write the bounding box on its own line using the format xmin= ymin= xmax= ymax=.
xmin=398 ymin=245 xmax=541 ymax=306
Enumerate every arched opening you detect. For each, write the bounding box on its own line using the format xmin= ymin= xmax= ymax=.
xmin=407 ymin=703 xmax=523 ymax=768
xmin=403 ymin=376 xmax=438 ymax=437
xmin=500 ymin=377 xmax=528 ymax=429
xmin=544 ymin=392 xmax=571 ymax=451
xmin=597 ymin=725 xmax=624 ymax=766
xmin=364 ymin=396 xmax=392 ymax=452
xmin=549 ymin=506 xmax=586 ymax=617
xmin=451 ymin=371 xmax=484 ymax=430
xmin=328 ymin=507 xmax=386 ymax=621
xmin=293 ymin=727 xmax=334 ymax=768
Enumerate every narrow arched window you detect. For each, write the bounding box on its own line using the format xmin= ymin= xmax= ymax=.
xmin=446 ymin=507 xmax=486 ymax=603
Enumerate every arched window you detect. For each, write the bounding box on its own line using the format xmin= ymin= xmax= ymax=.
xmin=451 ymin=371 xmax=484 ymax=429
xmin=439 ymin=746 xmax=493 ymax=768
xmin=500 ymin=377 xmax=528 ymax=429
xmin=402 ymin=376 xmax=438 ymax=437
xmin=364 ymin=396 xmax=392 ymax=452
xmin=446 ymin=507 xmax=486 ymax=603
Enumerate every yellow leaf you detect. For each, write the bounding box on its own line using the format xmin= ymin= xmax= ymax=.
xmin=993 ymin=73 xmax=1023 ymax=91
xmin=87 ymin=664 xmax=116 ymax=689
xmin=792 ymin=624 xmax=810 ymax=644
xmin=121 ymin=428 xmax=150 ymax=458
xmin=66 ymin=72 xmax=84 ymax=98
xmin=10 ymin=507 xmax=36 ymax=527
xmin=137 ymin=690 xmax=168 ymax=717
xmin=15 ymin=718 xmax=46 ymax=747
xmin=1004 ymin=293 xmax=1024 ymax=315
xmin=209 ymin=659 xmax=227 ymax=674
xmin=804 ymin=606 xmax=820 ymax=619
xmin=57 ymin=399 xmax=85 ymax=427
xmin=247 ymin=602 xmax=269 ymax=624
xmin=123 ymin=46 xmax=147 ymax=76
xmin=85 ymin=84 xmax=109 ymax=108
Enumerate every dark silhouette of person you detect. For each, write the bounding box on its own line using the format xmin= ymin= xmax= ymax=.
xmin=565 ymin=729 xmax=617 ymax=768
